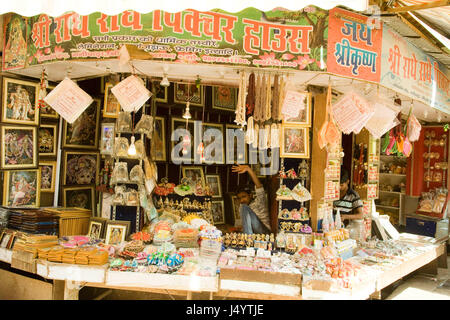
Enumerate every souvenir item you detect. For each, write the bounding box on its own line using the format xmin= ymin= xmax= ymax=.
xmin=63 ymin=99 xmax=100 ymax=149
xmin=39 ymin=124 xmax=57 ymax=156
xmin=286 ymin=168 xmax=298 ymax=179
xmin=114 ymin=137 xmax=129 ymax=157
xmin=100 ymin=123 xmax=115 ymax=155
xmin=318 ymin=86 xmax=340 ymax=149
xmin=280 ymin=125 xmax=309 ymax=158
xmin=103 ymin=82 xmax=121 ymax=118
xmin=105 ymin=220 xmax=130 ymax=245
xmin=116 ymin=112 xmax=132 ymax=132
xmin=113 ymin=186 xmax=126 ymax=205
xmin=111 ymin=162 xmax=129 ymax=184
xmin=235 ymin=72 xmax=247 ymax=126
xmin=174 ymin=83 xmax=204 ymax=106
xmin=279 ymin=163 xmax=287 ymax=179
xmin=129 ymin=165 xmax=145 ymax=184
xmin=1 ymin=125 xmax=37 ymax=169
xmin=291 ymin=182 xmax=312 ymax=202
xmin=40 ymin=161 xmax=57 ymax=192
xmin=135 ymin=114 xmax=154 ymax=135
xmin=298 ymin=160 xmax=309 ymax=180
xmin=126 ymin=189 xmax=140 ymax=206
xmin=63 ymin=151 xmax=99 ymax=185
xmin=276 ymin=185 xmax=292 ymax=200
xmin=111 ymin=75 xmax=151 ymax=112
xmin=332 ymin=90 xmax=373 ymax=135
xmin=134 ymin=139 xmax=145 ymax=159
xmin=174 ymin=177 xmax=194 ymax=196
xmin=2 ymin=78 xmax=39 ymax=125
xmin=62 ymin=186 xmax=95 ymax=210
xmin=3 ymin=169 xmax=40 ymax=207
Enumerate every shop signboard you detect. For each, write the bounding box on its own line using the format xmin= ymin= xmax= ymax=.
xmin=327 ymin=7 xmax=382 ymax=82
xmin=380 ymin=25 xmax=450 ymax=114
xmin=2 ymin=7 xmax=329 ymax=72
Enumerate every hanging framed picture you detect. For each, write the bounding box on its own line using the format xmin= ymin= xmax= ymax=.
xmin=62 ymin=185 xmax=95 ymax=211
xmin=105 ymin=220 xmax=130 ymax=245
xmin=201 ymin=122 xmax=224 ymax=164
xmin=150 ymin=116 xmax=166 ymax=161
xmin=212 ymin=86 xmax=237 ymax=111
xmin=225 ymin=124 xmax=247 ymax=164
xmin=151 ymin=80 xmax=168 ymax=103
xmin=2 ymin=15 xmax=28 ymax=70
xmin=40 ymin=85 xmax=59 ymax=119
xmin=63 ymin=150 xmax=100 ymax=185
xmin=100 ymin=123 xmax=115 ymax=155
xmin=211 ymin=200 xmax=225 ymax=225
xmin=282 ymin=92 xmax=312 ymax=126
xmin=182 ymin=166 xmax=205 ymax=188
xmin=171 ymin=117 xmax=195 ymax=163
xmin=63 ymin=98 xmax=100 ymax=149
xmin=103 ymin=82 xmax=121 ymax=118
xmin=38 ymin=123 xmax=58 ymax=156
xmin=3 ymin=169 xmax=40 ymax=208
xmin=280 ymin=125 xmax=310 ymax=158
xmin=1 ymin=125 xmax=37 ymax=169
xmin=87 ymin=217 xmax=107 ymax=240
xmin=40 ymin=161 xmax=57 ymax=192
xmin=231 ymin=195 xmax=242 ymax=226
xmin=2 ymin=78 xmax=39 ymax=125
xmin=205 ymin=174 xmax=222 ymax=198
xmin=174 ymin=83 xmax=204 ymax=106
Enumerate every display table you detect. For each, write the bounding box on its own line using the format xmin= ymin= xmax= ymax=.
xmin=0 ymin=248 xmax=12 ymax=264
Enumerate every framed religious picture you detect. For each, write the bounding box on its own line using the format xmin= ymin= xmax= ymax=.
xmin=87 ymin=217 xmax=107 ymax=240
xmin=2 ymin=15 xmax=28 ymax=70
xmin=225 ymin=124 xmax=247 ymax=164
xmin=3 ymin=169 xmax=40 ymax=208
xmin=0 ymin=231 xmax=12 ymax=248
xmin=1 ymin=125 xmax=37 ymax=169
xmin=174 ymin=82 xmax=204 ymax=106
xmin=2 ymin=78 xmax=39 ymax=125
xmin=182 ymin=166 xmax=205 ymax=189
xmin=39 ymin=161 xmax=57 ymax=192
xmin=63 ymin=98 xmax=100 ymax=149
xmin=201 ymin=122 xmax=224 ymax=164
xmin=280 ymin=125 xmax=310 ymax=158
xmin=38 ymin=123 xmax=58 ymax=156
xmin=211 ymin=200 xmax=225 ymax=225
xmin=150 ymin=116 xmax=166 ymax=161
xmin=283 ymin=92 xmax=312 ymax=126
xmin=171 ymin=117 xmax=195 ymax=163
xmin=63 ymin=150 xmax=100 ymax=185
xmin=100 ymin=123 xmax=115 ymax=155
xmin=40 ymin=85 xmax=59 ymax=119
xmin=231 ymin=195 xmax=242 ymax=226
xmin=62 ymin=185 xmax=95 ymax=211
xmin=151 ymin=80 xmax=168 ymax=103
xmin=104 ymin=220 xmax=130 ymax=245
xmin=205 ymin=174 xmax=222 ymax=198
xmin=103 ymin=82 xmax=121 ymax=118
xmin=212 ymin=86 xmax=237 ymax=111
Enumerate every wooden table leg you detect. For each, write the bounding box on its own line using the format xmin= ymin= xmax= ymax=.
xmin=63 ymin=281 xmax=80 ymax=300
xmin=186 ymin=291 xmax=192 ymax=300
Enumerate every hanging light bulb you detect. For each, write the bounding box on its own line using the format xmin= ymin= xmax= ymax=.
xmin=160 ymin=74 xmax=170 ymax=87
xmin=128 ymin=135 xmax=137 ymax=156
xmin=183 ymin=102 xmax=192 ymax=119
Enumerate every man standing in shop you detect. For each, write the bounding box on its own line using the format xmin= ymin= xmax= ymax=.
xmin=232 ymin=164 xmax=271 ymax=234
xmin=333 ymin=167 xmax=364 ymax=225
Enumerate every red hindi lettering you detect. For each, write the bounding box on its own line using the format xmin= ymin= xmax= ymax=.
xmin=110 ymin=15 xmax=120 ymax=32
xmin=121 ymin=10 xmax=143 ymax=31
xmin=290 ymin=25 xmax=312 ymax=54
xmin=31 ymin=15 xmax=52 ymax=48
xmin=72 ymin=14 xmax=90 ymax=38
xmin=242 ymin=19 xmax=263 ymax=55
xmin=96 ymin=13 xmax=109 ymax=33
xmin=164 ymin=12 xmax=183 ymax=34
xmin=152 ymin=10 xmax=163 ymax=31
xmin=54 ymin=13 xmax=72 ymax=43
xmin=184 ymin=10 xmax=201 ymax=37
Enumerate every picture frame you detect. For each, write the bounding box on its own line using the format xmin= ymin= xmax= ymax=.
xmin=40 ymin=85 xmax=59 ymax=119
xmin=3 ymin=169 xmax=40 ymax=208
xmin=182 ymin=166 xmax=205 ymax=188
xmin=87 ymin=217 xmax=107 ymax=240
xmin=174 ymin=82 xmax=204 ymax=106
xmin=201 ymin=122 xmax=225 ymax=164
xmin=150 ymin=116 xmax=166 ymax=161
xmin=100 ymin=123 xmax=115 ymax=155
xmin=62 ymin=185 xmax=95 ymax=211
xmin=206 ymin=174 xmax=222 ymax=198
xmin=212 ymin=86 xmax=237 ymax=111
xmin=225 ymin=124 xmax=247 ymax=164
xmin=211 ymin=200 xmax=225 ymax=225
xmin=38 ymin=123 xmax=58 ymax=156
xmin=280 ymin=125 xmax=310 ymax=158
xmin=231 ymin=195 xmax=242 ymax=226
xmin=103 ymin=82 xmax=121 ymax=118
xmin=63 ymin=150 xmax=100 ymax=185
xmin=2 ymin=77 xmax=39 ymax=125
xmin=104 ymin=220 xmax=130 ymax=245
xmin=283 ymin=92 xmax=312 ymax=126
xmin=151 ymin=80 xmax=168 ymax=103
xmin=171 ymin=117 xmax=195 ymax=162
xmin=2 ymin=15 xmax=28 ymax=70
xmin=1 ymin=125 xmax=38 ymax=169
xmin=63 ymin=98 xmax=100 ymax=149
xmin=40 ymin=161 xmax=57 ymax=192
xmin=8 ymin=232 xmax=18 ymax=249
xmin=0 ymin=231 xmax=12 ymax=248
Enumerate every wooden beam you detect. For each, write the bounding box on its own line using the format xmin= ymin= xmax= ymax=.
xmin=385 ymin=0 xmax=450 ymax=13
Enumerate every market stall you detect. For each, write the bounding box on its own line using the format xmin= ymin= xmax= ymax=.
xmin=0 ymin=2 xmax=449 ymax=300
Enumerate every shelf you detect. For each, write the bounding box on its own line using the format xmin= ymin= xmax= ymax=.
xmin=379 ymin=173 xmax=406 ymax=177
xmin=379 ymin=191 xmax=404 ymax=195
xmin=380 ymin=154 xmax=407 ymax=158
xmin=375 ymin=205 xmax=400 ymax=210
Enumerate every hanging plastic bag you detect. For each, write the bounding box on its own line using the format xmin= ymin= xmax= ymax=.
xmin=318 ymin=85 xmax=340 ymax=149
xmin=407 ymin=112 xmax=421 ymax=142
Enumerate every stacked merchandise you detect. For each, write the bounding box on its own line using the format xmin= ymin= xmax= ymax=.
xmin=8 ymin=209 xmax=58 ymax=235
xmin=0 ymin=208 xmax=9 ymax=231
xmin=13 ymin=233 xmax=59 ymax=256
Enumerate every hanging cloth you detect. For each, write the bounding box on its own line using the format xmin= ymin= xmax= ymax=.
xmin=270 ymin=123 xmax=280 ymax=149
xmin=235 ymin=71 xmax=247 ymax=127
xmin=254 ymin=73 xmax=262 ymax=122
xmin=259 ymin=124 xmax=271 ymax=150
xmin=318 ymin=85 xmax=340 ymax=149
xmin=253 ymin=123 xmax=259 ymax=149
xmin=277 ymin=76 xmax=287 ymax=121
xmin=245 ymin=116 xmax=254 ymax=145
xmin=272 ymin=74 xmax=280 ymax=120
xmin=264 ymin=74 xmax=272 ymax=121
xmin=246 ymin=72 xmax=255 ymax=116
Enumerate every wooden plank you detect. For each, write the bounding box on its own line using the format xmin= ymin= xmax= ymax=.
xmin=214 ymin=290 xmax=302 ymax=300
xmin=220 ymin=278 xmax=301 ymax=297
xmin=385 ymin=1 xmax=450 ymax=13
xmin=0 ymin=268 xmax=53 ymax=300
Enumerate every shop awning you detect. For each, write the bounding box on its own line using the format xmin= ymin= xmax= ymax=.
xmin=0 ymin=0 xmax=369 ymax=16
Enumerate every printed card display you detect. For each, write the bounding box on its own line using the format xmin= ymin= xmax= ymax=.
xmin=364 ymin=99 xmax=400 ymax=138
xmin=111 ymin=75 xmax=152 ymax=112
xmin=43 ymin=77 xmax=93 ymax=124
xmin=331 ymin=91 xmax=373 ymax=134
xmin=281 ymin=91 xmax=307 ymax=119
